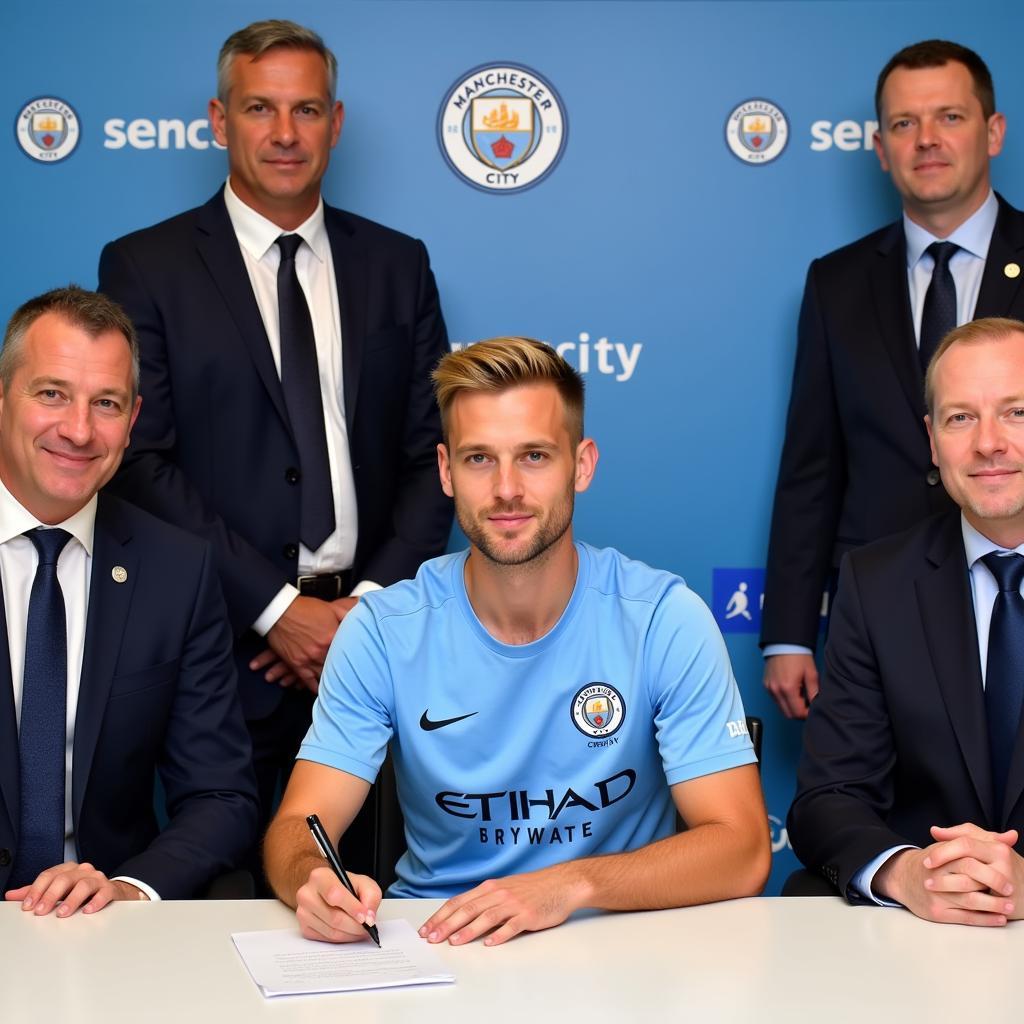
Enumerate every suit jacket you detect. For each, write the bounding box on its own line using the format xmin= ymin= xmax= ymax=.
xmin=98 ymin=191 xmax=453 ymax=718
xmin=786 ymin=510 xmax=1024 ymax=899
xmin=762 ymin=196 xmax=1024 ymax=649
xmin=0 ymin=495 xmax=257 ymax=898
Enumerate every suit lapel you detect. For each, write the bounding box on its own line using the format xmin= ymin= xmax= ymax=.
xmin=915 ymin=514 xmax=994 ymax=821
xmin=869 ymin=222 xmax=927 ymax=427
xmin=0 ymin=588 xmax=17 ymax=838
xmin=194 ymin=193 xmax=292 ymax=433
xmin=973 ymin=195 xmax=1024 ymax=318
xmin=326 ymin=206 xmax=366 ymax=429
xmin=72 ymin=497 xmax=137 ymax=825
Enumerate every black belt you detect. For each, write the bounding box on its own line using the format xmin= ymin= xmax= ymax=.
xmin=297 ymin=570 xmax=354 ymax=601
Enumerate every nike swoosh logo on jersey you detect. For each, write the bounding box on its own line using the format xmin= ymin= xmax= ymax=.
xmin=419 ymin=710 xmax=479 ymax=731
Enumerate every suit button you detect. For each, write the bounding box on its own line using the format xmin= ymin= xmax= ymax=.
xmin=283 ymin=544 xmax=298 ymax=560
xmin=285 ymin=467 xmax=300 ymax=485
xmin=0 ymin=848 xmax=10 ymax=867
xmin=926 ymin=468 xmax=941 ymax=486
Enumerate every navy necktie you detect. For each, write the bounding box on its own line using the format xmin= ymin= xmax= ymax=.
xmin=919 ymin=241 xmax=960 ymax=373
xmin=276 ymin=234 xmax=335 ymax=552
xmin=982 ymin=551 xmax=1024 ymax=816
xmin=11 ymin=527 xmax=72 ymax=889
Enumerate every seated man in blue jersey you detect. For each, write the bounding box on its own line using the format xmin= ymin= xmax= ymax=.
xmin=264 ymin=337 xmax=769 ymax=945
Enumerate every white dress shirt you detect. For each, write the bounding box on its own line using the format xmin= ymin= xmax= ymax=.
xmin=0 ymin=478 xmax=155 ymax=899
xmin=852 ymin=512 xmax=1023 ymax=903
xmin=765 ymin=191 xmax=1001 ymax=661
xmin=222 ymin=180 xmax=378 ymax=635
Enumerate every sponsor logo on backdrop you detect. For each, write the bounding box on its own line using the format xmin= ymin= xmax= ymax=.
xmin=438 ymin=62 xmax=567 ymax=193
xmin=725 ymin=99 xmax=788 ymax=164
xmin=809 ymin=119 xmax=879 ymax=151
xmin=769 ymin=814 xmax=792 ymax=855
xmin=103 ymin=117 xmax=224 ymax=150
xmin=713 ymin=568 xmax=829 ymax=633
xmin=16 ymin=97 xmax=80 ymax=163
xmin=450 ymin=332 xmax=642 ymax=382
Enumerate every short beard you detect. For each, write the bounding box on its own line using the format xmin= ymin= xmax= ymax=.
xmin=456 ymin=489 xmax=574 ymax=569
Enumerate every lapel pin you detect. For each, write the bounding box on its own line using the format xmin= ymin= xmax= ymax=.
xmin=111 ymin=566 xmax=128 ymax=584
xmin=1005 ymin=262 xmax=1021 ymax=279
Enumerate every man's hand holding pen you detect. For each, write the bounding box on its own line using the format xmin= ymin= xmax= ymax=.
xmin=295 ymin=865 xmax=383 ymax=944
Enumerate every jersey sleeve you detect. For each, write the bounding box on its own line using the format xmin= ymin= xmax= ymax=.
xmin=645 ymin=581 xmax=756 ymax=786
xmin=298 ymin=599 xmax=395 ymax=784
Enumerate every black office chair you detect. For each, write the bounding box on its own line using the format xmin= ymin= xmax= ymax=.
xmin=202 ymin=869 xmax=256 ymax=899
xmin=337 ymin=752 xmax=400 ymax=891
xmin=781 ymin=869 xmax=841 ymax=897
xmin=746 ymin=715 xmax=763 ymax=772
xmin=334 ymin=751 xmax=405 ymax=892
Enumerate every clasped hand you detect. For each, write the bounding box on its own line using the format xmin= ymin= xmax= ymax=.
xmin=251 ymin=595 xmax=357 ymax=692
xmin=881 ymin=823 xmax=1023 ymax=926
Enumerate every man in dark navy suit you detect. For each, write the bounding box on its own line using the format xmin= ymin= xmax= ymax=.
xmin=0 ymin=286 xmax=256 ymax=915
xmin=762 ymin=40 xmax=1024 ymax=718
xmin=790 ymin=316 xmax=1024 ymax=926
xmin=98 ymin=20 xmax=452 ymax=855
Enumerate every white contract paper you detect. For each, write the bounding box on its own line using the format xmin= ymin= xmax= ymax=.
xmin=232 ymin=919 xmax=455 ymax=997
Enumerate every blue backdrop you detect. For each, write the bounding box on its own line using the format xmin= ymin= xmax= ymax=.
xmin=6 ymin=0 xmax=1024 ymax=893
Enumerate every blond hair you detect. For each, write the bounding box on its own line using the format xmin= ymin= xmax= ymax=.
xmin=432 ymin=337 xmax=584 ymax=444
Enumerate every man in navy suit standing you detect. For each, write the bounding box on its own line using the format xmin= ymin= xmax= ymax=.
xmin=0 ymin=286 xmax=256 ymax=915
xmin=762 ymin=40 xmax=1024 ymax=718
xmin=98 ymin=20 xmax=452 ymax=860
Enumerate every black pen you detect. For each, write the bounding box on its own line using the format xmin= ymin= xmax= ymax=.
xmin=305 ymin=813 xmax=381 ymax=947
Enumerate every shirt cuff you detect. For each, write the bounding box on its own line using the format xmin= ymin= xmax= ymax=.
xmin=252 ymin=584 xmax=301 ymax=636
xmin=763 ymin=644 xmax=814 ymax=658
xmin=350 ymin=580 xmax=382 ymax=598
xmin=849 ymin=845 xmax=917 ymax=906
xmin=113 ymin=876 xmax=160 ymax=902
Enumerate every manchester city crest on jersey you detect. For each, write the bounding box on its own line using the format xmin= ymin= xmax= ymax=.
xmin=724 ymin=99 xmax=788 ymax=165
xmin=571 ymin=683 xmax=625 ymax=738
xmin=437 ymin=62 xmax=567 ymax=194
xmin=16 ymin=97 xmax=80 ymax=163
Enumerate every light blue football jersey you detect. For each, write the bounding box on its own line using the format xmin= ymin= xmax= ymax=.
xmin=300 ymin=542 xmax=755 ymax=898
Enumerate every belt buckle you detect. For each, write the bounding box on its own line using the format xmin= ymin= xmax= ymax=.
xmin=298 ymin=573 xmax=343 ymax=600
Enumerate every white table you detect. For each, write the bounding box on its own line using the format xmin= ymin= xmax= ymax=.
xmin=2 ymin=896 xmax=1021 ymax=1022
